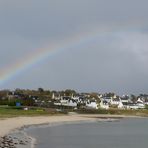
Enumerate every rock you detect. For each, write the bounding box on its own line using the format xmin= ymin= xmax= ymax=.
xmin=19 ymin=140 xmax=26 ymax=145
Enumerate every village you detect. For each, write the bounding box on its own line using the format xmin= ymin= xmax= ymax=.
xmin=0 ymin=89 xmax=148 ymax=110
xmin=47 ymin=92 xmax=148 ymax=110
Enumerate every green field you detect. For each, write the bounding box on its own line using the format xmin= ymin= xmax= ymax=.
xmin=0 ymin=106 xmax=63 ymax=118
xmin=1 ymin=106 xmax=148 ymax=119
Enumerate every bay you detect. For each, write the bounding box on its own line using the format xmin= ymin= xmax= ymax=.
xmin=26 ymin=118 xmax=148 ymax=148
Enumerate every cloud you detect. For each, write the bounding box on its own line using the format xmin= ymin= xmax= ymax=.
xmin=115 ymin=31 xmax=148 ymax=65
xmin=0 ymin=0 xmax=148 ymax=94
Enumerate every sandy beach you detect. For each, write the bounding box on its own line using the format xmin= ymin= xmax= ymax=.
xmin=0 ymin=114 xmax=94 ymax=137
xmin=0 ymin=114 xmax=131 ymax=137
xmin=0 ymin=114 xmax=97 ymax=148
xmin=0 ymin=114 xmax=146 ymax=148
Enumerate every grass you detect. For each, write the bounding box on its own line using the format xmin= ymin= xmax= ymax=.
xmin=76 ymin=108 xmax=148 ymax=117
xmin=1 ymin=106 xmax=148 ymax=119
xmin=0 ymin=106 xmax=65 ymax=118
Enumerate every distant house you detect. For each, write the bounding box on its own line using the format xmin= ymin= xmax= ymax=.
xmin=137 ymin=95 xmax=148 ymax=105
xmin=110 ymin=97 xmax=121 ymax=105
xmin=127 ymin=103 xmax=139 ymax=109
xmin=127 ymin=103 xmax=145 ymax=109
xmin=102 ymin=97 xmax=111 ymax=103
xmin=136 ymin=102 xmax=145 ymax=109
xmin=145 ymin=100 xmax=148 ymax=105
xmin=54 ymin=96 xmax=77 ymax=107
xmin=121 ymin=96 xmax=129 ymax=103
xmin=71 ymin=96 xmax=80 ymax=102
xmin=86 ymin=100 xmax=98 ymax=109
xmin=100 ymin=100 xmax=109 ymax=110
xmin=137 ymin=97 xmax=144 ymax=104
xmin=52 ymin=92 xmax=61 ymax=100
xmin=118 ymin=101 xmax=124 ymax=109
xmin=54 ymin=100 xmax=61 ymax=106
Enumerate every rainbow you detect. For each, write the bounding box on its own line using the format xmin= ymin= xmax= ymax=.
xmin=0 ymin=29 xmax=102 ymax=86
xmin=0 ymin=22 xmax=144 ymax=86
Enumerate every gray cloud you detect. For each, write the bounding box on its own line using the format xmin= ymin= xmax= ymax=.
xmin=0 ymin=0 xmax=148 ymax=94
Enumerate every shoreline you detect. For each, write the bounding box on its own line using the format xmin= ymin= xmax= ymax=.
xmin=0 ymin=114 xmax=98 ymax=137
xmin=0 ymin=115 xmax=97 ymax=148
xmin=0 ymin=114 xmax=147 ymax=148
xmin=0 ymin=114 xmax=146 ymax=137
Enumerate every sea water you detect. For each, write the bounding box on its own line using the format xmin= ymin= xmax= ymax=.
xmin=26 ymin=118 xmax=148 ymax=148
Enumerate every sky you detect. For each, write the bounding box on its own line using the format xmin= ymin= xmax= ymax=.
xmin=0 ymin=0 xmax=148 ymax=95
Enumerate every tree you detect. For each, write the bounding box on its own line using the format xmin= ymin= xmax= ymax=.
xmin=130 ymin=94 xmax=137 ymax=103
xmin=64 ymin=89 xmax=76 ymax=96
xmin=38 ymin=88 xmax=44 ymax=93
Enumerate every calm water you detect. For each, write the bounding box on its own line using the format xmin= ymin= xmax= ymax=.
xmin=26 ymin=118 xmax=148 ymax=148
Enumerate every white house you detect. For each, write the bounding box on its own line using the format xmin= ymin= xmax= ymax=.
xmin=60 ymin=97 xmax=77 ymax=107
xmin=100 ymin=100 xmax=109 ymax=110
xmin=86 ymin=101 xmax=98 ymax=109
xmin=102 ymin=97 xmax=111 ymax=103
xmin=137 ymin=102 xmax=145 ymax=109
xmin=110 ymin=97 xmax=121 ymax=105
xmin=118 ymin=101 xmax=124 ymax=109
xmin=136 ymin=98 xmax=145 ymax=109
xmin=137 ymin=97 xmax=144 ymax=103
xmin=145 ymin=100 xmax=148 ymax=105
xmin=127 ymin=103 xmax=144 ymax=109
xmin=121 ymin=97 xmax=129 ymax=103
xmin=127 ymin=104 xmax=139 ymax=109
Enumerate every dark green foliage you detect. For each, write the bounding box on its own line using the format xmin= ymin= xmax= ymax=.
xmin=145 ymin=105 xmax=148 ymax=109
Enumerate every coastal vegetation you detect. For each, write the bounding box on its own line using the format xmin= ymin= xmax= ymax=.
xmin=0 ymin=88 xmax=148 ymax=118
xmin=76 ymin=108 xmax=148 ymax=117
xmin=0 ymin=106 xmax=66 ymax=118
xmin=0 ymin=106 xmax=148 ymax=118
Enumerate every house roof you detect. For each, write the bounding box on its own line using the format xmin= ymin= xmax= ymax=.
xmin=112 ymin=98 xmax=120 ymax=101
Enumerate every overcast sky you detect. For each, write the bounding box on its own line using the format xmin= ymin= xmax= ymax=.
xmin=0 ymin=0 xmax=148 ymax=95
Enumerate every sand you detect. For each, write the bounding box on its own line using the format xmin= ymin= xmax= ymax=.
xmin=0 ymin=114 xmax=145 ymax=148
xmin=0 ymin=115 xmax=94 ymax=137
xmin=0 ymin=114 xmax=139 ymax=137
